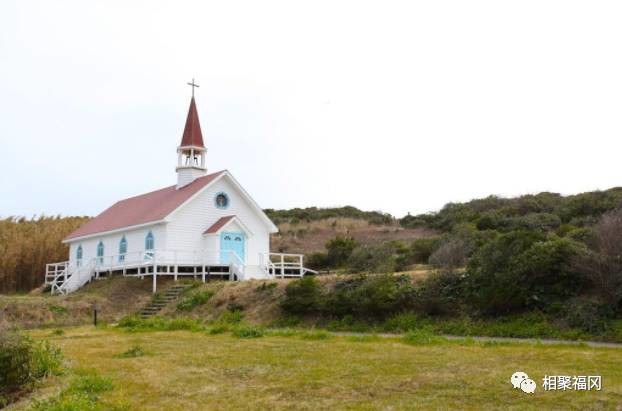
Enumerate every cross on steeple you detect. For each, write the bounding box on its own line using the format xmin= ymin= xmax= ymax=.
xmin=187 ymin=78 xmax=200 ymax=97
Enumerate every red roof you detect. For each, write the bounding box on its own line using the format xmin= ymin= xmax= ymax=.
xmin=203 ymin=216 xmax=235 ymax=234
xmin=180 ymin=97 xmax=205 ymax=148
xmin=65 ymin=171 xmax=225 ymax=241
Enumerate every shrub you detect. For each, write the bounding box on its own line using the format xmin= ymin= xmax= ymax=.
xmin=563 ymin=297 xmax=613 ymax=333
xmin=176 ymin=290 xmax=214 ymax=311
xmin=514 ymin=213 xmax=562 ymax=231
xmin=347 ymin=244 xmax=397 ymax=273
xmin=416 ymin=271 xmax=465 ymax=316
xmin=409 ymin=238 xmax=441 ymax=264
xmin=323 ymin=274 xmax=415 ymax=318
xmin=465 ymin=231 xmax=584 ymax=315
xmin=0 ymin=332 xmax=63 ymax=405
xmin=383 ymin=312 xmax=422 ymax=332
xmin=0 ymin=333 xmax=35 ymax=394
xmin=280 ymin=276 xmax=323 ymax=315
xmin=428 ymin=238 xmax=468 ymax=269
xmin=305 ymin=252 xmax=330 ymax=270
xmin=325 ymin=236 xmax=357 ymax=267
xmin=218 ymin=309 xmax=244 ymax=325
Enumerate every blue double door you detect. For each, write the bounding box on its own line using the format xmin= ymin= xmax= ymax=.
xmin=220 ymin=232 xmax=245 ymax=264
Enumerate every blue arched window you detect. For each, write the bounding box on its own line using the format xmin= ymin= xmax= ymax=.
xmin=76 ymin=245 xmax=83 ymax=267
xmin=119 ymin=236 xmax=127 ymax=262
xmin=145 ymin=231 xmax=154 ymax=258
xmin=96 ymin=241 xmax=104 ymax=265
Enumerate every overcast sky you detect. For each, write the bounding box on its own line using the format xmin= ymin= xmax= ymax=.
xmin=1 ymin=1 xmax=621 ymax=219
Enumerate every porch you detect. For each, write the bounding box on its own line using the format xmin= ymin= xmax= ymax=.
xmin=45 ymin=249 xmax=316 ymax=295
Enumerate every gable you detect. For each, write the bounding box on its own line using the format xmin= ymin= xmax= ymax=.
xmin=166 ymin=171 xmax=278 ymax=233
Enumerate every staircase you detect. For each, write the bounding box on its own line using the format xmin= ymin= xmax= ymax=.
xmin=138 ymin=284 xmax=191 ymax=319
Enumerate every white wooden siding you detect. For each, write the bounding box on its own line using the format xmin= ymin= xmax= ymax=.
xmin=166 ymin=174 xmax=270 ymax=278
xmin=67 ymin=224 xmax=167 ymax=266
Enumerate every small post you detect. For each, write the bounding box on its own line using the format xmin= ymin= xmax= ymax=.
xmin=93 ymin=303 xmax=99 ymax=326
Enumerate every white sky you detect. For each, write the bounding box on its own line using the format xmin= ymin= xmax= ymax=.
xmin=1 ymin=1 xmax=621 ymax=218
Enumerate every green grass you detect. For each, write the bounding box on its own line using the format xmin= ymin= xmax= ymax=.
xmin=19 ymin=326 xmax=622 ymax=410
xmin=176 ymin=290 xmax=214 ymax=311
xmin=30 ymin=370 xmax=119 ymax=411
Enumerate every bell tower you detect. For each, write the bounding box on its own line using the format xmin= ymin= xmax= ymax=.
xmin=176 ymin=79 xmax=207 ymax=188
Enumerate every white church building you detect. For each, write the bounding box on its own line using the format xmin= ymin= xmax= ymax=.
xmin=46 ymin=89 xmax=313 ymax=294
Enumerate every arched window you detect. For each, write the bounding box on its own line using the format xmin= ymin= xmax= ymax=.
xmin=76 ymin=245 xmax=83 ymax=267
xmin=145 ymin=231 xmax=154 ymax=258
xmin=96 ymin=241 xmax=104 ymax=265
xmin=119 ymin=236 xmax=127 ymax=262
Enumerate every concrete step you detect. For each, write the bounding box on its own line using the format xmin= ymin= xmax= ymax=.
xmin=137 ymin=284 xmax=193 ymax=318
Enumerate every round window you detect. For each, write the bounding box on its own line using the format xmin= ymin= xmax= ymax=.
xmin=215 ymin=192 xmax=229 ymax=209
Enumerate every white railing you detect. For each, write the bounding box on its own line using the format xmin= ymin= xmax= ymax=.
xmin=45 ymin=249 xmax=315 ymax=295
xmin=45 ymin=261 xmax=70 ymax=285
xmin=57 ymin=259 xmax=96 ymax=294
xmin=228 ymin=250 xmax=245 ymax=281
xmin=260 ymin=253 xmax=317 ymax=278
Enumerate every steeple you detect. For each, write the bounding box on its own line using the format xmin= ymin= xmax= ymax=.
xmin=180 ymin=97 xmax=205 ymax=149
xmin=176 ymin=80 xmax=207 ymax=189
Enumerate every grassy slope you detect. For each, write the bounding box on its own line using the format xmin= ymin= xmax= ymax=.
xmin=0 ymin=277 xmax=154 ymax=329
xmin=271 ymin=217 xmax=435 ymax=254
xmin=11 ymin=326 xmax=622 ymax=410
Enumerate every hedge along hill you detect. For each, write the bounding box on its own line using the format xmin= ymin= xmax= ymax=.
xmin=400 ymin=187 xmax=622 ymax=232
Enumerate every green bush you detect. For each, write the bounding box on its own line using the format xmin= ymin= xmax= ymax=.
xmin=0 ymin=332 xmax=62 ymax=405
xmin=416 ymin=271 xmax=465 ymax=316
xmin=465 ymin=231 xmax=584 ymax=315
xmin=347 ymin=244 xmax=397 ymax=273
xmin=218 ymin=309 xmax=244 ymax=325
xmin=563 ymin=297 xmax=613 ymax=333
xmin=0 ymin=333 xmax=34 ymax=395
xmin=514 ymin=212 xmax=562 ymax=231
xmin=280 ymin=276 xmax=323 ymax=315
xmin=383 ymin=312 xmax=422 ymax=332
xmin=305 ymin=252 xmax=330 ymax=270
xmin=176 ymin=290 xmax=214 ymax=311
xmin=325 ymin=236 xmax=357 ymax=267
xmin=409 ymin=238 xmax=441 ymax=264
xmin=323 ymin=274 xmax=415 ymax=318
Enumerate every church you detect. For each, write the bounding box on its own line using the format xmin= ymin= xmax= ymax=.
xmin=45 ymin=84 xmax=313 ymax=294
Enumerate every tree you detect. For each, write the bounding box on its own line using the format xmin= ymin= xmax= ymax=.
xmin=572 ymin=209 xmax=622 ymax=309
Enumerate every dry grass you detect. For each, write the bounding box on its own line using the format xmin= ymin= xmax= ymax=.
xmin=0 ymin=276 xmax=153 ymax=329
xmin=271 ymin=217 xmax=436 ymax=254
xmin=11 ymin=326 xmax=622 ymax=410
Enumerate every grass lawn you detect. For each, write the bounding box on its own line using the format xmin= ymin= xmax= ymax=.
xmin=15 ymin=326 xmax=622 ymax=410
